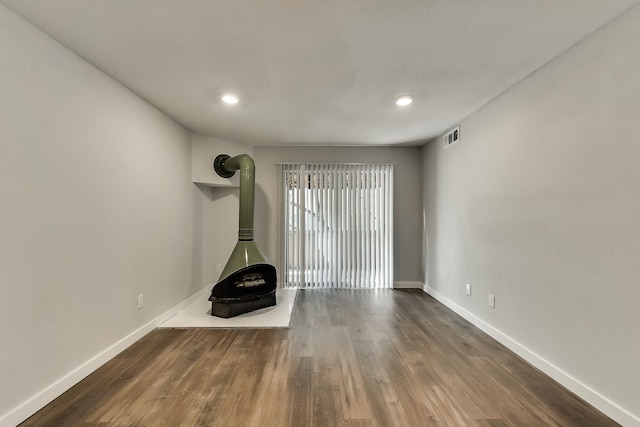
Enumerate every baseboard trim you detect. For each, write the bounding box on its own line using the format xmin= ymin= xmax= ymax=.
xmin=0 ymin=286 xmax=209 ymax=427
xmin=423 ymin=285 xmax=640 ymax=427
xmin=393 ymin=281 xmax=424 ymax=289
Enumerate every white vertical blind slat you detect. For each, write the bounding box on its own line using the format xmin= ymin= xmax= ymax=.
xmin=364 ymin=167 xmax=370 ymax=286
xmin=347 ymin=165 xmax=353 ymax=287
xmin=381 ymin=168 xmax=388 ymax=288
xmin=335 ymin=166 xmax=341 ymax=287
xmin=372 ymin=165 xmax=378 ymax=288
xmin=387 ymin=169 xmax=393 ymax=288
xmin=320 ymin=165 xmax=324 ymax=287
xmin=353 ymin=165 xmax=359 ymax=288
xmin=310 ymin=168 xmax=315 ymax=287
xmin=283 ymin=166 xmax=289 ymax=285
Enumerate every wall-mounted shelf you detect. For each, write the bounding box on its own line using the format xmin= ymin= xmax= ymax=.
xmin=192 ymin=179 xmax=239 ymax=188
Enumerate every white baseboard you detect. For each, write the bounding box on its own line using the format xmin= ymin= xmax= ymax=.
xmin=423 ymin=285 xmax=640 ymax=427
xmin=0 ymin=286 xmax=208 ymax=427
xmin=393 ymin=281 xmax=424 ymax=289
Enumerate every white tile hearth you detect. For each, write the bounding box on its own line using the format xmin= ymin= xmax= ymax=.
xmin=159 ymin=287 xmax=297 ymax=328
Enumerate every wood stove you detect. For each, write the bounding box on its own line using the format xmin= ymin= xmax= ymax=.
xmin=209 ymin=154 xmax=277 ymax=318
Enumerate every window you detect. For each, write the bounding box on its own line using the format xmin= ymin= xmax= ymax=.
xmin=281 ymin=163 xmax=393 ymax=289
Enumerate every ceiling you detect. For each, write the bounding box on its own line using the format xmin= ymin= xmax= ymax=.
xmin=2 ymin=0 xmax=638 ymax=146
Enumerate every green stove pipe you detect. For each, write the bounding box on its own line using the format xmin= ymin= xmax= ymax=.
xmin=214 ymin=154 xmax=255 ymax=241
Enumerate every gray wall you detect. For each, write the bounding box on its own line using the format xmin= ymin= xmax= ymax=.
xmin=0 ymin=6 xmax=195 ymax=422
xmin=422 ymin=6 xmax=640 ymax=424
xmin=254 ymin=146 xmax=423 ymax=285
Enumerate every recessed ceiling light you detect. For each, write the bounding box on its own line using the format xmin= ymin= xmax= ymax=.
xmin=221 ymin=94 xmax=239 ymax=104
xmin=395 ymin=95 xmax=414 ymax=106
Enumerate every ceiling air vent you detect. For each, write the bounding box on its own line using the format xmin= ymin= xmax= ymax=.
xmin=443 ymin=126 xmax=460 ymax=150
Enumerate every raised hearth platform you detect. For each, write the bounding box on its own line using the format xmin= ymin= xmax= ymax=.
xmin=159 ymin=287 xmax=297 ymax=328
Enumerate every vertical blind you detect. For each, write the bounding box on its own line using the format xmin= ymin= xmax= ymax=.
xmin=281 ymin=163 xmax=393 ymax=289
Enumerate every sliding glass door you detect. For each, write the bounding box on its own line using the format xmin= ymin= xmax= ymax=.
xmin=281 ymin=163 xmax=393 ymax=289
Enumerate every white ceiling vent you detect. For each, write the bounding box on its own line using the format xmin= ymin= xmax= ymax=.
xmin=443 ymin=126 xmax=460 ymax=149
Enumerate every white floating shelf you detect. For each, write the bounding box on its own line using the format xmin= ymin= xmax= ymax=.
xmin=192 ymin=178 xmax=239 ymax=188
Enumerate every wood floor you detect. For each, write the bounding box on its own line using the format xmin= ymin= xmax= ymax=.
xmin=20 ymin=290 xmax=617 ymax=426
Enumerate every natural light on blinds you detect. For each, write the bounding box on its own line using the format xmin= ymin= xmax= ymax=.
xmin=281 ymin=163 xmax=393 ymax=289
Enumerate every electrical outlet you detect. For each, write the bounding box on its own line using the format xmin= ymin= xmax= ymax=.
xmin=465 ymin=283 xmax=472 ymax=296
xmin=488 ymin=293 xmax=495 ymax=308
xmin=137 ymin=294 xmax=144 ymax=309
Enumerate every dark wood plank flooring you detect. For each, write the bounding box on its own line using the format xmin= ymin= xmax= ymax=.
xmin=20 ymin=289 xmax=617 ymax=426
